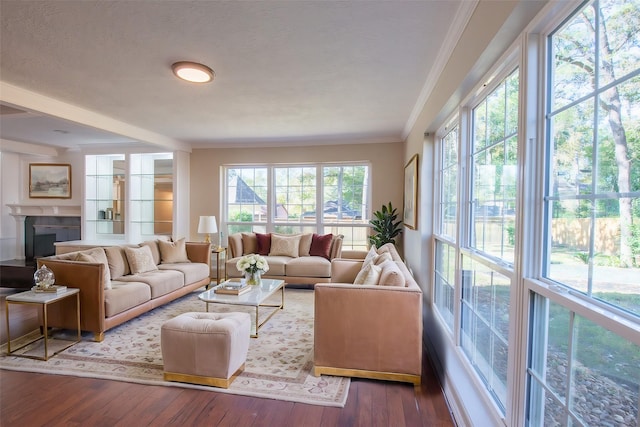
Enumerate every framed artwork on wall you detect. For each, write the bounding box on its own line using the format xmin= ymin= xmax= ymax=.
xmin=29 ymin=163 xmax=72 ymax=199
xmin=403 ymin=154 xmax=418 ymax=229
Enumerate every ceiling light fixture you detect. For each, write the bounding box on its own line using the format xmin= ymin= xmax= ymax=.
xmin=171 ymin=61 xmax=215 ymax=83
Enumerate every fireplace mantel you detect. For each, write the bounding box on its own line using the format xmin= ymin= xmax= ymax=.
xmin=7 ymin=203 xmax=81 ymax=217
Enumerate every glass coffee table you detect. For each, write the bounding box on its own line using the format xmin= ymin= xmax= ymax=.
xmin=198 ymin=279 xmax=285 ymax=338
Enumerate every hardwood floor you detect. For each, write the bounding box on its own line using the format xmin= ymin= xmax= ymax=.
xmin=0 ymin=288 xmax=454 ymax=427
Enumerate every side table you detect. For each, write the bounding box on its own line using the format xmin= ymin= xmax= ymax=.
xmin=209 ymin=247 xmax=227 ymax=289
xmin=5 ymin=288 xmax=81 ymax=360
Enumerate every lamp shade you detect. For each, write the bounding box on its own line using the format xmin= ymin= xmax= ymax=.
xmin=198 ymin=216 xmax=218 ymax=234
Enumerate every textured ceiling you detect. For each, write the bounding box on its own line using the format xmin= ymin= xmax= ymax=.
xmin=0 ymin=1 xmax=469 ymax=150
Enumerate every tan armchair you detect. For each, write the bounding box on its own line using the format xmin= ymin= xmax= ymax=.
xmin=313 ymin=244 xmax=423 ymax=385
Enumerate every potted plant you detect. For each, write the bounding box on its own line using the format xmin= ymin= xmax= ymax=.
xmin=369 ymin=202 xmax=403 ymax=248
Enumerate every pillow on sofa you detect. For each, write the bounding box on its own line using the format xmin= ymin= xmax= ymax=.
xmin=241 ymin=233 xmax=258 ymax=255
xmin=377 ymin=260 xmax=406 ymax=287
xmin=75 ymin=247 xmax=112 ymax=289
xmin=124 ymin=245 xmax=158 ymax=274
xmin=256 ymin=233 xmax=271 ymax=255
xmin=298 ymin=233 xmax=313 ymax=256
xmin=269 ymin=234 xmax=300 ymax=258
xmin=309 ymin=233 xmax=333 ymax=259
xmin=328 ymin=234 xmax=344 ymax=259
xmin=363 ymin=248 xmax=392 ymax=269
xmin=105 ymin=246 xmax=130 ymax=279
xmin=158 ymin=238 xmax=190 ymax=263
xmin=140 ymin=240 xmax=162 ymax=265
xmin=354 ymin=262 xmax=382 ymax=285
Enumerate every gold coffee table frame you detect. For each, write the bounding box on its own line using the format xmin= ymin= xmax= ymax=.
xmin=5 ymin=288 xmax=81 ymax=361
xmin=198 ymin=279 xmax=285 ymax=338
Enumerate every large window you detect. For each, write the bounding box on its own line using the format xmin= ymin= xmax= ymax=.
xmin=527 ymin=1 xmax=640 ymax=425
xmin=224 ymin=163 xmax=370 ymax=249
xmin=430 ymin=1 xmax=640 ymax=425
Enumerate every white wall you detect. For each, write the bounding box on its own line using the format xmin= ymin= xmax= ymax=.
xmin=0 ymin=145 xmax=84 ymax=261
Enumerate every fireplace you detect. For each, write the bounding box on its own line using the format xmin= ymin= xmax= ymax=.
xmin=2 ymin=204 xmax=82 ymax=288
xmin=24 ymin=216 xmax=81 ymax=262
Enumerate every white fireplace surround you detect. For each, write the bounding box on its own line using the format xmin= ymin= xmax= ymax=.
xmin=7 ymin=203 xmax=81 ymax=260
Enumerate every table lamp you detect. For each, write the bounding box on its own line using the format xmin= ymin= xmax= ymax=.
xmin=198 ymin=215 xmax=217 ymax=245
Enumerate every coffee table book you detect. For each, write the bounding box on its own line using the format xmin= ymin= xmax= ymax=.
xmin=215 ymin=283 xmax=251 ymax=295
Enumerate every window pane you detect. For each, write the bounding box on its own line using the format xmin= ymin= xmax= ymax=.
xmin=439 ymin=125 xmax=458 ymax=240
xmin=528 ymin=295 xmax=639 ymax=426
xmin=461 ymin=255 xmax=511 ymax=412
xmin=434 ymin=241 xmax=455 ymax=331
xmin=226 ymin=168 xmax=268 ymax=224
xmin=275 ymin=166 xmax=316 ymax=222
xmin=322 ymin=165 xmax=368 ymax=224
xmin=550 ymin=5 xmax=596 ymax=111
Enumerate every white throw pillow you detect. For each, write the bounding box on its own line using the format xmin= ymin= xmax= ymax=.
xmin=354 ymin=262 xmax=382 ymax=285
xmin=377 ymin=260 xmax=406 ymax=287
xmin=124 ymin=245 xmax=158 ymax=274
xmin=269 ymin=234 xmax=300 ymax=258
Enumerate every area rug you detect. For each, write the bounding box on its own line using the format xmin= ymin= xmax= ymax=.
xmin=0 ymin=288 xmax=350 ymax=407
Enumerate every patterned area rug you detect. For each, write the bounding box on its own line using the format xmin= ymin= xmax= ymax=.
xmin=0 ymin=288 xmax=350 ymax=407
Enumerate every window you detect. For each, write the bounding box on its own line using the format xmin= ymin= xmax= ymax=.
xmin=224 ymin=163 xmax=370 ymax=249
xmin=544 ymin=0 xmax=640 ymax=316
xmin=526 ymin=2 xmax=640 ymax=425
xmin=462 ymin=69 xmax=519 ymax=414
xmin=85 ymin=153 xmax=173 ymax=241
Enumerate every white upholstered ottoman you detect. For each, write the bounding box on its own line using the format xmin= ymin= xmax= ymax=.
xmin=161 ymin=311 xmax=251 ymax=388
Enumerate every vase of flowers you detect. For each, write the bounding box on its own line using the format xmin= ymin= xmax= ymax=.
xmin=236 ymin=253 xmax=269 ymax=285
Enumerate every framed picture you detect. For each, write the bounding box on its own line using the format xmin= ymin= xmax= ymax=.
xmin=29 ymin=163 xmax=72 ymax=199
xmin=403 ymin=154 xmax=418 ymax=229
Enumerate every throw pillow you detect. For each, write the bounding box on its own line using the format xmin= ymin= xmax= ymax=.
xmin=298 ymin=233 xmax=313 ymax=256
xmin=362 ymin=246 xmax=378 ymax=268
xmin=158 ymin=238 xmax=190 ymax=263
xmin=140 ymin=240 xmax=161 ymax=265
xmin=75 ymin=247 xmax=111 ymax=289
xmin=377 ymin=260 xmax=406 ymax=287
xmin=269 ymin=234 xmax=300 ymax=258
xmin=241 ymin=233 xmax=258 ymax=255
xmin=329 ymin=234 xmax=344 ymax=259
xmin=105 ymin=246 xmax=130 ymax=279
xmin=309 ymin=233 xmax=333 ymax=259
xmin=354 ymin=262 xmax=382 ymax=285
xmin=255 ymin=233 xmax=271 ymax=255
xmin=124 ymin=245 xmax=158 ymax=274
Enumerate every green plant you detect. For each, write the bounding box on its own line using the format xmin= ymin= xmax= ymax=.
xmin=368 ymin=202 xmax=403 ymax=248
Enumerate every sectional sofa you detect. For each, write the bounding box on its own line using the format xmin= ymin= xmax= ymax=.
xmin=37 ymin=239 xmax=211 ymax=341
xmin=225 ymin=232 xmax=344 ymax=285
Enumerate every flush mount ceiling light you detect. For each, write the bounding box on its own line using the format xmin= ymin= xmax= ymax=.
xmin=171 ymin=61 xmax=215 ymax=83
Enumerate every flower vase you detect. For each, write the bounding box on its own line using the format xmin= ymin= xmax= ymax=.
xmin=245 ymin=270 xmax=262 ymax=286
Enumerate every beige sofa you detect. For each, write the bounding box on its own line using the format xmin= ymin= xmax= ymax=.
xmin=226 ymin=232 xmax=344 ymax=285
xmin=37 ymin=239 xmax=211 ymax=342
xmin=313 ymin=243 xmax=423 ymax=385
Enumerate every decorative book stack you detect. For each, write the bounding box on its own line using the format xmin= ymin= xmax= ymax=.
xmin=214 ymin=282 xmax=251 ymax=295
xmin=32 ymin=285 xmax=68 ymax=294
